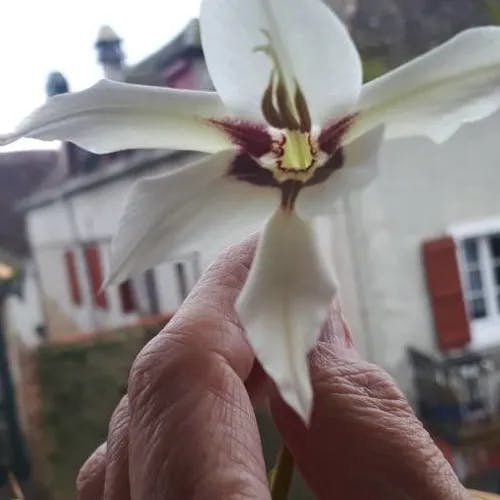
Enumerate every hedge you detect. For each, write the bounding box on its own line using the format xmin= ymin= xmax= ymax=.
xmin=29 ymin=320 xmax=313 ymax=499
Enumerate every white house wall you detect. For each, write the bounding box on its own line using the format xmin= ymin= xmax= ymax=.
xmin=348 ymin=110 xmax=500 ymax=395
xmin=25 ymin=154 xmax=206 ymax=338
xmin=25 ymin=110 xmax=500 ymax=392
xmin=4 ymin=264 xmax=43 ymax=349
xmin=24 ymin=149 xmax=346 ymax=344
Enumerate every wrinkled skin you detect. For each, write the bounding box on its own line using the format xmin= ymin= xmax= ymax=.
xmin=77 ymin=239 xmax=467 ymax=500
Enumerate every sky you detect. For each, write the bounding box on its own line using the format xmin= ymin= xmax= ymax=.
xmin=0 ymin=0 xmax=202 ymax=151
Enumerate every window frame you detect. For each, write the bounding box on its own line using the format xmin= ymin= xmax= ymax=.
xmin=449 ymin=217 xmax=500 ymax=347
xmin=459 ymin=235 xmax=500 ymax=323
xmin=83 ymin=243 xmax=108 ymax=310
xmin=173 ymin=253 xmax=201 ymax=304
xmin=174 ymin=261 xmax=190 ymax=302
xmin=63 ymin=249 xmax=83 ymax=306
xmin=118 ymin=280 xmax=137 ymax=314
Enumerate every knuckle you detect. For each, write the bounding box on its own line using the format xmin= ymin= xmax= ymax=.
xmin=313 ymin=345 xmax=413 ymax=417
xmin=76 ymin=443 xmax=106 ymax=497
xmin=109 ymin=396 xmax=130 ymax=434
xmin=127 ymin=329 xmax=211 ymax=413
xmin=128 ymin=331 xmax=181 ymax=399
xmin=106 ymin=397 xmax=129 ymax=462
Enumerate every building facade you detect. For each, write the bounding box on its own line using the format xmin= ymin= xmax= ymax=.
xmin=23 ymin=151 xmax=203 ymax=339
xmin=334 ymin=109 xmax=500 ymax=397
xmin=9 ymin=8 xmax=500 ymax=399
xmin=17 ymin=20 xmax=319 ymax=340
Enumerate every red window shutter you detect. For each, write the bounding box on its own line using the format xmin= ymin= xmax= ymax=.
xmin=64 ymin=250 xmax=82 ymax=305
xmin=84 ymin=245 xmax=108 ymax=309
xmin=119 ymin=280 xmax=136 ymax=313
xmin=422 ymin=237 xmax=471 ymax=351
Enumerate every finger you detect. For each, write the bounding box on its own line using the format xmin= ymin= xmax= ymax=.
xmin=245 ymin=360 xmax=272 ymax=407
xmin=127 ymin=238 xmax=271 ymax=499
xmin=104 ymin=397 xmax=131 ymax=500
xmin=271 ymin=303 xmax=466 ymax=500
xmin=77 ymin=443 xmax=106 ymax=500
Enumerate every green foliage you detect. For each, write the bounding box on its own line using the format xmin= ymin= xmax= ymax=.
xmin=35 ymin=327 xmax=153 ymax=500
xmin=484 ymin=0 xmax=500 ymax=24
xmin=33 ymin=324 xmax=314 ymax=499
xmin=362 ymin=57 xmax=388 ymax=82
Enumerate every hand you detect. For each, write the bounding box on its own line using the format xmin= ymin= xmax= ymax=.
xmin=77 ymin=239 xmax=467 ymax=500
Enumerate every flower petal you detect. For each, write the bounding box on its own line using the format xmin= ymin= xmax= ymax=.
xmin=200 ymin=0 xmax=362 ymax=126
xmin=107 ymin=150 xmax=279 ymax=285
xmin=0 ymin=79 xmax=232 ymax=153
xmin=351 ymin=27 xmax=500 ymax=144
xmin=236 ymin=209 xmax=337 ymax=422
xmin=297 ymin=125 xmax=384 ymax=217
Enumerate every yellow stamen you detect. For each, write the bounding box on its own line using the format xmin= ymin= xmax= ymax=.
xmin=282 ymin=131 xmax=313 ymax=171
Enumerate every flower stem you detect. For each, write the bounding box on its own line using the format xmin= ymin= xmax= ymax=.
xmin=270 ymin=445 xmax=294 ymax=500
xmin=8 ymin=472 xmax=24 ymax=500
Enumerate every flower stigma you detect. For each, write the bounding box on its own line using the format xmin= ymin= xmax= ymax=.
xmin=211 ymin=29 xmax=355 ymax=209
xmin=281 ymin=130 xmax=313 ymax=170
xmin=259 ymin=126 xmax=328 ymax=183
xmin=251 ymin=28 xmax=328 ymax=183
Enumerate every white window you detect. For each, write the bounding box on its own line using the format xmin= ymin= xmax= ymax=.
xmin=175 ymin=262 xmax=189 ymax=301
xmin=459 ymin=233 xmax=500 ymax=322
xmin=174 ymin=253 xmax=201 ymax=303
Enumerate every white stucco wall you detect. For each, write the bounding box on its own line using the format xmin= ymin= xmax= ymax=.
xmin=23 ymin=149 xmax=342 ymax=342
xmin=22 ymin=108 xmax=500 ymax=393
xmin=26 ymin=109 xmax=500 ymax=396
xmin=25 ymin=154 xmax=211 ymax=338
xmin=4 ymin=264 xmax=44 ymax=349
xmin=25 ymin=151 xmax=299 ymax=338
xmin=346 ymin=110 xmax=500 ymax=394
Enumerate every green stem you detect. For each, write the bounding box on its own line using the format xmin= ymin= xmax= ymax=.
xmin=270 ymin=445 xmax=294 ymax=500
xmin=8 ymin=472 xmax=24 ymax=500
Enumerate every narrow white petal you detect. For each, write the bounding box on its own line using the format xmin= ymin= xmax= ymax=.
xmin=297 ymin=125 xmax=384 ymax=217
xmin=200 ymin=0 xmax=362 ymax=125
xmin=107 ymin=151 xmax=279 ymax=285
xmin=0 ymin=79 xmax=232 ymax=153
xmin=351 ymin=27 xmax=500 ymax=143
xmin=236 ymin=209 xmax=337 ymax=422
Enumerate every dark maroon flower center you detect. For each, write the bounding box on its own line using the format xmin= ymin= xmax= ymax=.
xmin=211 ymin=115 xmax=355 ymax=209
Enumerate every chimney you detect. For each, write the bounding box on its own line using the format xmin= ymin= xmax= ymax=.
xmin=45 ymin=72 xmax=78 ymax=176
xmin=95 ymin=25 xmax=124 ymax=80
xmin=46 ymin=71 xmax=69 ymax=97
xmin=325 ymin=0 xmax=358 ymax=24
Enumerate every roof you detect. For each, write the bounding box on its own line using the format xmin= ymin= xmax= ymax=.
xmin=21 ymin=19 xmax=212 ymax=212
xmin=351 ymin=0 xmax=491 ymax=66
xmin=97 ymin=25 xmax=121 ymax=43
xmin=19 ymin=150 xmax=200 ymax=211
xmin=125 ymin=19 xmax=208 ymax=88
xmin=0 ymin=150 xmax=59 ymax=256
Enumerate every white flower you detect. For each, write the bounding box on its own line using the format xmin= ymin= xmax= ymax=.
xmin=3 ymin=0 xmax=500 ymax=422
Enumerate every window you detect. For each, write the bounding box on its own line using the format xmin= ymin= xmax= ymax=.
xmin=84 ymin=244 xmax=108 ymax=309
xmin=130 ymin=269 xmax=160 ymax=315
xmin=460 ymin=233 xmax=500 ymax=322
xmin=64 ymin=250 xmax=82 ymax=305
xmin=175 ymin=262 xmax=189 ymax=301
xmin=144 ymin=269 xmax=160 ymax=314
xmin=119 ymin=280 xmax=136 ymax=313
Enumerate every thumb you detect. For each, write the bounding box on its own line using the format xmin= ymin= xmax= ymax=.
xmin=270 ymin=302 xmax=466 ymax=500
